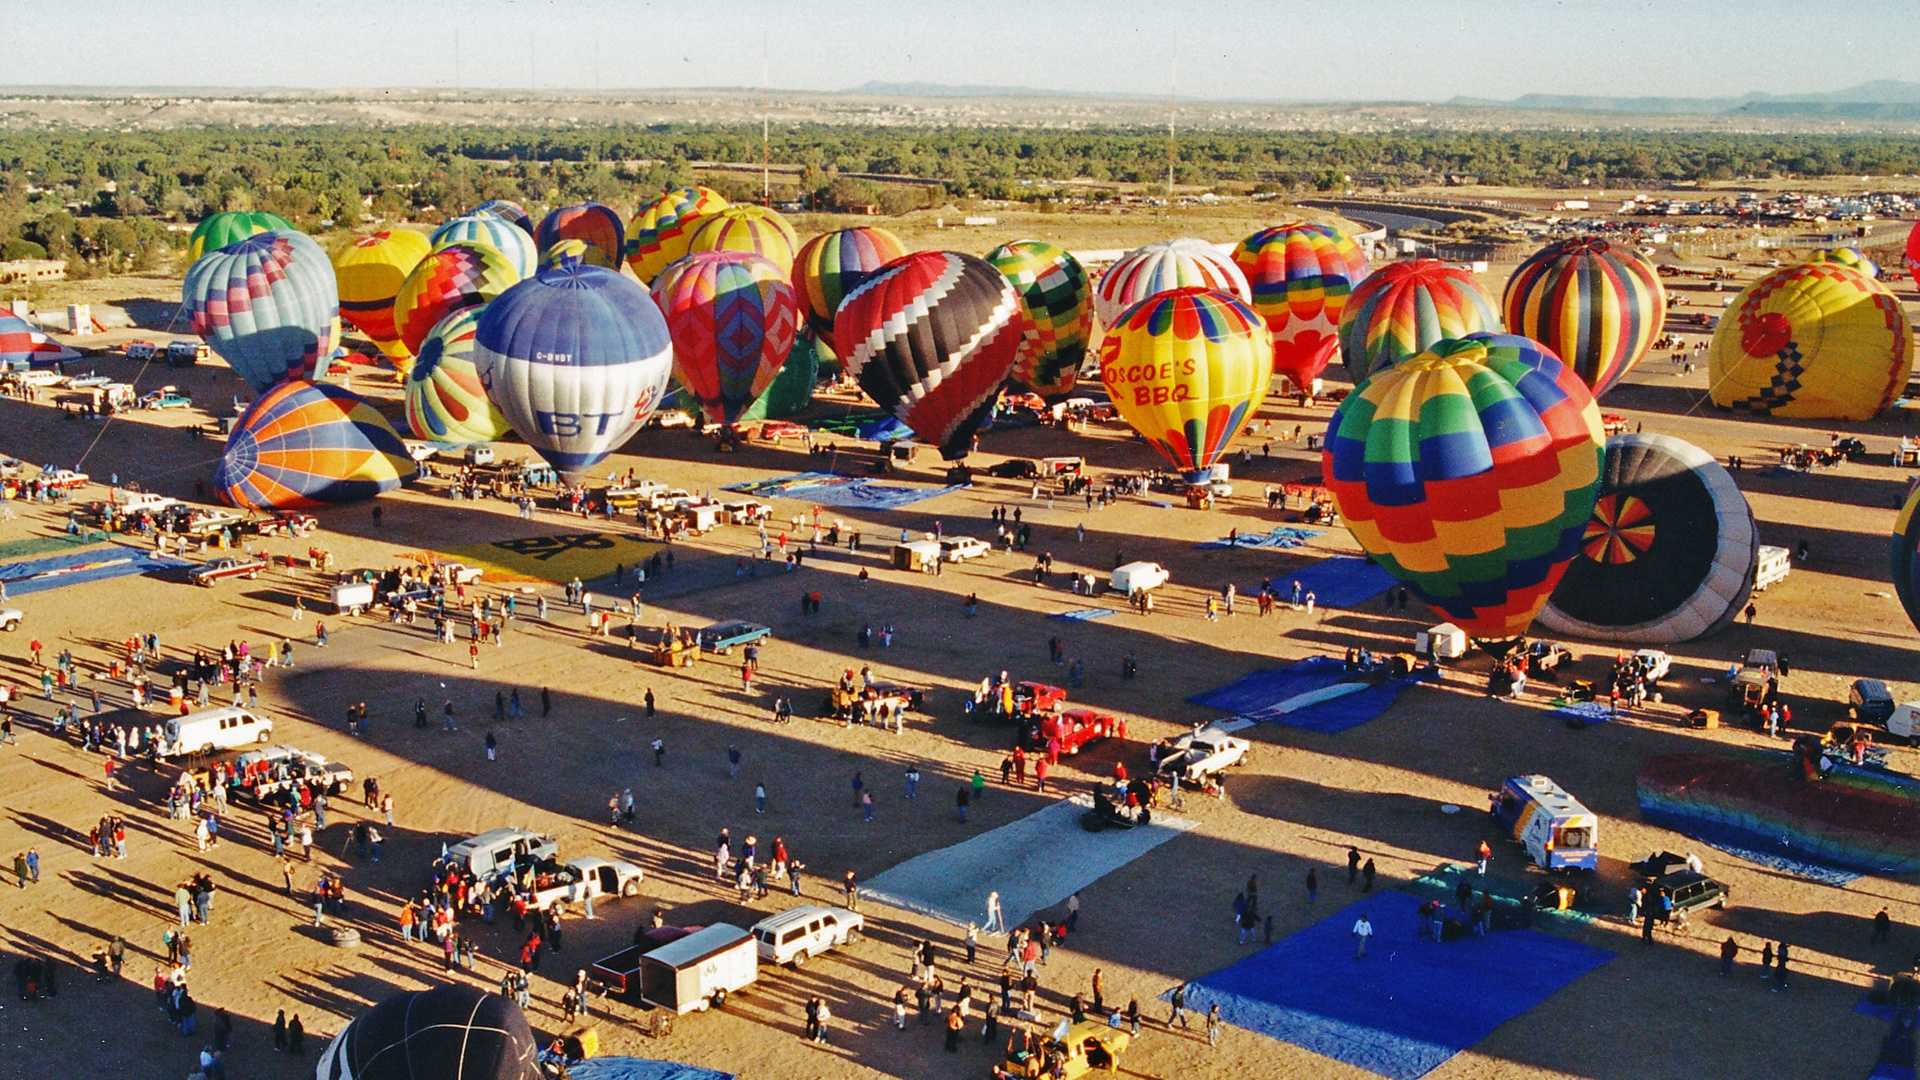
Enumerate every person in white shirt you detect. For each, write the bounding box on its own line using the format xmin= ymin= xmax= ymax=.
xmin=1353 ymin=915 xmax=1373 ymax=958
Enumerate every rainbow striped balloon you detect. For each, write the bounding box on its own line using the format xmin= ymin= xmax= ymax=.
xmin=1323 ymin=332 xmax=1603 ymax=644
xmin=533 ymin=202 xmax=625 ymax=270
xmin=627 ymin=186 xmax=730 ymax=285
xmin=987 ymin=239 xmax=1093 ymax=400
xmin=1093 ymin=238 xmax=1248 ymax=329
xmin=404 ymin=309 xmax=511 ymax=446
xmin=794 ymin=227 xmax=907 ymax=350
xmin=1099 ymin=287 xmax=1272 ymax=482
xmin=1232 ymin=223 xmax=1371 ymax=390
xmin=215 ymin=380 xmax=417 ymax=510
xmin=431 ymin=214 xmax=537 ymax=278
xmin=651 ymin=251 xmax=800 ymax=428
xmin=1501 ymin=237 xmax=1667 ymax=399
xmin=687 ymin=205 xmax=799 ymax=274
xmin=1338 ymin=259 xmax=1501 ymax=384
xmin=392 ymin=241 xmax=524 ymax=362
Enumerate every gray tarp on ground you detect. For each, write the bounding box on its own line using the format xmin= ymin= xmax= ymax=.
xmin=563 ymin=1058 xmax=733 ymax=1080
xmin=859 ymin=795 xmax=1197 ymax=930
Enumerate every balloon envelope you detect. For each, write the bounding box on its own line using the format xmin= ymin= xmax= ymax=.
xmin=317 ymin=984 xmax=540 ymax=1080
xmin=1539 ymin=433 xmax=1756 ymax=644
xmin=469 ymin=199 xmax=534 ymax=236
xmin=214 ymin=380 xmax=415 ymax=509
xmin=795 ymin=227 xmax=906 ymax=351
xmin=1094 ymin=238 xmax=1248 ymax=328
xmin=1501 ymin=237 xmax=1665 ymax=399
xmin=1892 ymin=480 xmax=1920 ymax=637
xmin=835 ymin=250 xmax=1022 ymax=460
xmin=1324 ymin=332 xmax=1604 ymax=644
xmin=0 ymin=315 xmax=80 ymax=368
xmin=1232 ymin=222 xmax=1371 ymax=390
xmin=533 ymin=203 xmax=625 ymax=270
xmin=627 ymin=186 xmax=730 ymax=285
xmin=1810 ymin=245 xmax=1880 ymax=279
xmin=332 ymin=229 xmax=433 ymax=360
xmin=393 ymin=241 xmax=524 ymax=361
xmin=739 ymin=329 xmax=825 ymax=422
xmin=987 ymin=239 xmax=1093 ymax=400
xmin=188 ymin=210 xmax=294 ymax=263
xmin=1906 ymin=221 xmax=1920 ymax=287
xmin=183 ymin=230 xmax=341 ymax=392
xmin=431 ymin=214 xmax=537 ymax=279
xmin=1706 ymin=262 xmax=1909 ymax=420
xmin=1339 ymin=259 xmax=1501 ymax=385
xmin=651 ymin=251 xmax=800 ymax=427
xmin=1099 ymin=287 xmax=1272 ymax=482
xmin=405 ymin=308 xmax=512 ymax=446
xmin=687 ymin=205 xmax=799 ymax=274
xmin=474 ymin=261 xmax=674 ymax=475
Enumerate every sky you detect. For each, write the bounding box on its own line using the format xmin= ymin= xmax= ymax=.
xmin=12 ymin=0 xmax=1918 ymax=102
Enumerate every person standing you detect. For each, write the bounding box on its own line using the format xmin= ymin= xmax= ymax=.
xmin=1476 ymin=840 xmax=1491 ymax=875
xmin=1720 ymin=936 xmax=1738 ymax=976
xmin=1352 ymin=913 xmax=1373 ymax=958
xmin=843 ymin=869 xmax=859 ymax=912
xmin=1874 ymin=907 xmax=1894 ymax=944
xmin=904 ymin=765 xmax=920 ymax=800
xmin=984 ymin=890 xmax=1005 ymax=935
xmin=1207 ymin=1002 xmax=1222 ymax=1048
xmin=1362 ymin=858 xmax=1376 ymax=892
xmin=1774 ymin=942 xmax=1790 ymax=991
xmin=23 ymin=847 xmax=38 ymax=884
xmin=1168 ymin=982 xmax=1190 ymax=1028
xmin=1305 ymin=868 xmax=1318 ymax=905
xmin=1347 ymin=846 xmax=1361 ymax=885
xmin=754 ymin=781 xmax=767 ymax=815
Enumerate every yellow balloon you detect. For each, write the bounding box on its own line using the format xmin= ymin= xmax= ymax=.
xmin=686 ymin=205 xmax=799 ymax=274
xmin=332 ymin=229 xmax=432 ymax=359
xmin=1097 ymin=287 xmax=1273 ymax=481
xmin=1707 ymin=262 xmax=1910 ymax=420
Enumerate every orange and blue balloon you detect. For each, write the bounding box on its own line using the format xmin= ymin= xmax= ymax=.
xmin=533 ymin=202 xmax=625 ymax=270
xmin=215 ymin=380 xmax=416 ymax=509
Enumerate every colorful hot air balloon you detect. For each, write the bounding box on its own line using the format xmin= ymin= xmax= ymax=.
xmin=1231 ymin=222 xmax=1372 ymax=391
xmin=1099 ymin=287 xmax=1272 ymax=482
xmin=1539 ymin=434 xmax=1757 ymax=644
xmin=686 ymin=206 xmax=800 ymax=276
xmin=0 ymin=315 xmax=80 ymax=369
xmin=474 ymin=261 xmax=674 ymax=475
xmin=392 ymin=241 xmax=524 ymax=361
xmin=626 ymin=186 xmax=729 ymax=285
xmin=187 ymin=210 xmax=295 ymax=263
xmin=1501 ymin=237 xmax=1666 ymax=399
xmin=987 ymin=239 xmax=1093 ymax=400
xmin=469 ymin=199 xmax=534 ymax=236
xmin=183 ymin=231 xmax=342 ymax=392
xmin=794 ymin=227 xmax=907 ymax=350
xmin=1338 ymin=259 xmax=1501 ymax=385
xmin=1809 ymin=246 xmax=1880 ymax=279
xmin=650 ymin=251 xmax=800 ymax=428
xmin=835 ymin=250 xmax=1022 ymax=460
xmin=1093 ymin=238 xmax=1249 ymax=329
xmin=331 ymin=229 xmax=432 ymax=361
xmin=533 ymin=203 xmax=625 ymax=270
xmin=431 ymin=214 xmax=537 ymax=278
xmin=1906 ymin=221 xmax=1920 ymax=287
xmin=1706 ymin=262 xmax=1910 ymax=420
xmin=214 ymin=380 xmax=416 ymax=509
xmin=404 ymin=308 xmax=511 ymax=446
xmin=1323 ymin=332 xmax=1604 ymax=645
xmin=1892 ymin=481 xmax=1920 ymax=637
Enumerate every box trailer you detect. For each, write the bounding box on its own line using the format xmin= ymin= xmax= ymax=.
xmin=636 ymin=923 xmax=756 ymax=1014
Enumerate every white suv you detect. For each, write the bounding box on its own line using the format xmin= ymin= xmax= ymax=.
xmin=751 ymin=905 xmax=863 ymax=967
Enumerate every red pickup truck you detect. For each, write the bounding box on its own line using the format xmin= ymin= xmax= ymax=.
xmin=1014 ymin=681 xmax=1067 ymax=717
xmin=187 ymin=556 xmax=268 ymax=586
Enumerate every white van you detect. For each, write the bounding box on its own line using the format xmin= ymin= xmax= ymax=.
xmin=118 ymin=492 xmax=180 ymax=516
xmin=1752 ymin=545 xmax=1791 ymax=591
xmin=445 ymin=828 xmax=558 ymax=885
xmin=1110 ymin=561 xmax=1169 ymax=595
xmin=751 ymin=905 xmax=864 ymax=967
xmin=1886 ymin=703 xmax=1920 ymax=741
xmin=160 ymin=707 xmax=273 ymax=758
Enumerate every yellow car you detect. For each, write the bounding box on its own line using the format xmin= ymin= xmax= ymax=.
xmin=1003 ymin=1020 xmax=1130 ymax=1078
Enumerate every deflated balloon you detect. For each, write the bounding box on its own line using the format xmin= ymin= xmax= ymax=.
xmin=1707 ymin=262 xmax=1909 ymax=420
xmin=431 ymin=214 xmax=537 ymax=278
xmin=1324 ymin=332 xmax=1604 ymax=645
xmin=1099 ymin=287 xmax=1271 ymax=482
xmin=214 ymin=380 xmax=416 ymax=509
xmin=1231 ymin=222 xmax=1371 ymax=390
xmin=1502 ymin=237 xmax=1666 ymax=399
xmin=188 ymin=210 xmax=294 ymax=262
xmin=474 ymin=261 xmax=674 ymax=474
xmin=687 ymin=205 xmax=799 ymax=274
xmin=795 ymin=227 xmax=907 ymax=351
xmin=651 ymin=251 xmax=800 ymax=428
xmin=392 ymin=241 xmax=524 ymax=361
xmin=1094 ymin=238 xmax=1248 ymax=329
xmin=533 ymin=202 xmax=625 ymax=269
xmin=1338 ymin=259 xmax=1501 ymax=384
xmin=183 ymin=230 xmax=341 ymax=392
xmin=332 ymin=229 xmax=432 ymax=361
xmin=627 ymin=186 xmax=729 ymax=285
xmin=987 ymin=239 xmax=1093 ymax=400
xmin=404 ymin=308 xmax=511 ymax=446
xmin=835 ymin=250 xmax=1022 ymax=460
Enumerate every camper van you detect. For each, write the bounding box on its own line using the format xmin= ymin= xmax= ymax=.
xmin=146 ymin=707 xmax=274 ymax=758
xmin=1752 ymin=545 xmax=1791 ymax=592
xmin=1490 ymin=775 xmax=1598 ymax=872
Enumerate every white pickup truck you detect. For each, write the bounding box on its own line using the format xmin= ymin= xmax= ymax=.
xmin=525 ymin=856 xmax=646 ymax=912
xmin=1156 ymin=724 xmax=1251 ymax=783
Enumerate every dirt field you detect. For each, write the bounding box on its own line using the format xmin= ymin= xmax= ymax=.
xmin=1 ymin=260 xmax=1919 ymax=1080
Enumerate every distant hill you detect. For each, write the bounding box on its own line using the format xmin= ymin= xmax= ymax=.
xmin=847 ymin=80 xmax=1108 ymax=100
xmin=1448 ymin=80 xmax=1920 ymax=119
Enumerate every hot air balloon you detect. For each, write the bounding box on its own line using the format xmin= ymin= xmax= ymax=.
xmin=317 ymin=985 xmax=540 ymax=1080
xmin=1538 ymin=434 xmax=1757 ymax=644
xmin=1892 ymin=481 xmax=1920 ymax=637
xmin=686 ymin=205 xmax=800 ymax=277
xmin=469 ymin=199 xmax=534 ymax=236
xmin=187 ymin=210 xmax=294 ymax=262
xmin=533 ymin=202 xmax=625 ymax=270
xmin=214 ymin=380 xmax=416 ymax=509
xmin=650 ymin=251 xmax=800 ymax=428
xmin=431 ymin=214 xmax=537 ymax=278
xmin=392 ymin=241 xmax=523 ymax=361
xmin=1906 ymin=221 xmax=1920 ymax=287
xmin=1093 ymin=238 xmax=1249 ymax=328
xmin=1098 ymin=287 xmax=1272 ymax=481
xmin=627 ymin=185 xmax=729 ymax=285
xmin=331 ymin=229 xmax=432 ymax=361
xmin=1809 ymin=245 xmax=1880 ymax=279
xmin=1231 ymin=222 xmax=1371 ymax=392
xmin=740 ymin=328 xmax=826 ymax=422
xmin=404 ymin=308 xmax=511 ymax=446
xmin=1338 ymin=259 xmax=1501 ymax=385
xmin=795 ymin=227 xmax=907 ymax=350
xmin=1706 ymin=262 xmax=1909 ymax=420
xmin=1323 ymin=332 xmax=1604 ymax=645
xmin=0 ymin=315 xmax=80 ymax=369
xmin=834 ymin=250 xmax=1022 ymax=460
xmin=474 ymin=261 xmax=674 ymax=474
xmin=1501 ymin=237 xmax=1666 ymax=399
xmin=986 ymin=239 xmax=1093 ymax=399
xmin=183 ymin=231 xmax=342 ymax=392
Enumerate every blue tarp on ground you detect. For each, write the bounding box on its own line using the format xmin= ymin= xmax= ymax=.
xmin=1188 ymin=655 xmax=1434 ymax=734
xmin=1051 ymin=607 xmax=1119 ymax=622
xmin=1178 ymin=891 xmax=1613 ymax=1080
xmin=564 ymin=1059 xmax=734 ymax=1080
xmin=722 ymin=472 xmax=965 ymax=511
xmin=1636 ymin=800 xmax=1865 ymax=887
xmin=855 ymin=415 xmax=916 ymax=442
xmin=1550 ymin=701 xmax=1616 ymax=726
xmin=1281 ymin=556 xmax=1397 ymax=609
xmin=1195 ymin=527 xmax=1323 ymax=551
xmin=0 ymin=544 xmax=191 ymax=595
